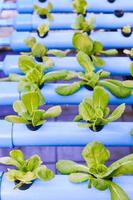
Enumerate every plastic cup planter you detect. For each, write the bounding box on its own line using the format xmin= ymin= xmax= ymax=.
xmin=1 ymin=142 xmax=133 ymax=200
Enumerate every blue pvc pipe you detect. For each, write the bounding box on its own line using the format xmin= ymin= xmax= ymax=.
xmin=13 ymin=122 xmax=133 ymax=147
xmin=41 ymin=83 xmax=133 ymax=105
xmin=1 ymin=30 xmax=133 ymax=51
xmin=0 ymin=55 xmax=131 ymax=76
xmin=0 ymin=121 xmax=12 ymax=148
xmin=1 ymin=0 xmax=133 ymax=13
xmin=0 ymin=121 xmax=133 ymax=147
xmin=0 ymin=82 xmax=19 ymax=105
xmin=0 ymin=82 xmax=133 ymax=105
xmin=1 ymin=13 xmax=133 ymax=31
xmin=1 ymin=175 xmax=133 ymax=200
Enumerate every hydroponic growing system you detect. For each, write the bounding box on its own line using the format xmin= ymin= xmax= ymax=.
xmin=0 ymin=0 xmax=133 ymax=199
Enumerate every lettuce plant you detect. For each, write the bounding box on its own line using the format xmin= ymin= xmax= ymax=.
xmin=72 ymin=15 xmax=95 ymax=34
xmin=74 ymin=86 xmax=125 ymax=131
xmin=123 ymin=48 xmax=133 ymax=60
xmin=99 ymin=79 xmax=133 ymax=98
xmin=0 ymin=55 xmax=77 ymax=104
xmin=130 ymin=63 xmax=133 ymax=76
xmin=73 ymin=32 xmax=118 ymax=67
xmin=17 ymin=55 xmax=77 ymax=91
xmin=56 ymin=51 xmax=110 ymax=96
xmin=56 ymin=141 xmax=133 ymax=200
xmin=37 ymin=23 xmax=49 ymax=38
xmin=17 ymin=55 xmax=53 ymax=90
xmin=56 ymin=51 xmax=133 ymax=98
xmin=34 ymin=2 xmax=53 ymax=20
xmin=5 ymin=91 xmax=62 ymax=131
xmin=0 ymin=150 xmax=54 ymax=189
xmin=121 ymin=25 xmax=132 ymax=37
xmin=72 ymin=0 xmax=88 ymax=15
xmin=55 ymin=33 xmax=133 ymax=98
xmin=24 ymin=37 xmax=70 ymax=62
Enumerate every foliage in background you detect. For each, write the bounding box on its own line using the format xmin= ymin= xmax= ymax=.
xmin=24 ymin=37 xmax=70 ymax=60
xmin=34 ymin=2 xmax=54 ymax=21
xmin=37 ymin=23 xmax=49 ymax=38
xmin=72 ymin=15 xmax=95 ymax=33
xmin=72 ymin=0 xmax=88 ymax=15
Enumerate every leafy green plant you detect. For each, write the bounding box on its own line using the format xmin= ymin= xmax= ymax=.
xmin=56 ymin=33 xmax=133 ymax=98
xmin=121 ymin=25 xmax=132 ymax=37
xmin=37 ymin=23 xmax=49 ymax=38
xmin=17 ymin=55 xmax=77 ymax=91
xmin=17 ymin=55 xmax=53 ymax=90
xmin=5 ymin=91 xmax=62 ymax=130
xmin=56 ymin=141 xmax=133 ymax=200
xmin=122 ymin=25 xmax=132 ymax=34
xmin=72 ymin=0 xmax=88 ymax=15
xmin=73 ymin=32 xmax=118 ymax=67
xmin=0 ymin=55 xmax=77 ymax=104
xmin=72 ymin=15 xmax=95 ymax=33
xmin=99 ymin=79 xmax=133 ymax=98
xmin=123 ymin=48 xmax=133 ymax=60
xmin=34 ymin=2 xmax=53 ymax=21
xmin=24 ymin=37 xmax=70 ymax=61
xmin=0 ymin=150 xmax=54 ymax=189
xmin=74 ymin=86 xmax=125 ymax=131
xmin=130 ymin=128 xmax=133 ymax=137
xmin=56 ymin=51 xmax=110 ymax=96
xmin=130 ymin=63 xmax=133 ymax=76
xmin=56 ymin=51 xmax=133 ymax=98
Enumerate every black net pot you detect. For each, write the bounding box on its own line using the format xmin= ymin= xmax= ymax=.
xmin=26 ymin=124 xmax=43 ymax=131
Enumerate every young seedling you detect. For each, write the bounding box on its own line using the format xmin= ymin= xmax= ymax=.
xmin=34 ymin=2 xmax=53 ymax=20
xmin=37 ymin=23 xmax=49 ymax=38
xmin=24 ymin=37 xmax=70 ymax=62
xmin=17 ymin=55 xmax=77 ymax=90
xmin=17 ymin=55 xmax=53 ymax=90
xmin=5 ymin=91 xmax=62 ymax=131
xmin=0 ymin=150 xmax=54 ymax=190
xmin=56 ymin=141 xmax=133 ymax=200
xmin=74 ymin=86 xmax=125 ymax=131
xmin=0 ymin=55 xmax=77 ymax=104
xmin=56 ymin=50 xmax=133 ymax=98
xmin=72 ymin=0 xmax=88 ymax=16
xmin=72 ymin=15 xmax=95 ymax=34
xmin=121 ymin=25 xmax=132 ymax=37
xmin=72 ymin=32 xmax=118 ymax=67
xmin=123 ymin=48 xmax=133 ymax=60
xmin=56 ymin=51 xmax=110 ymax=96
